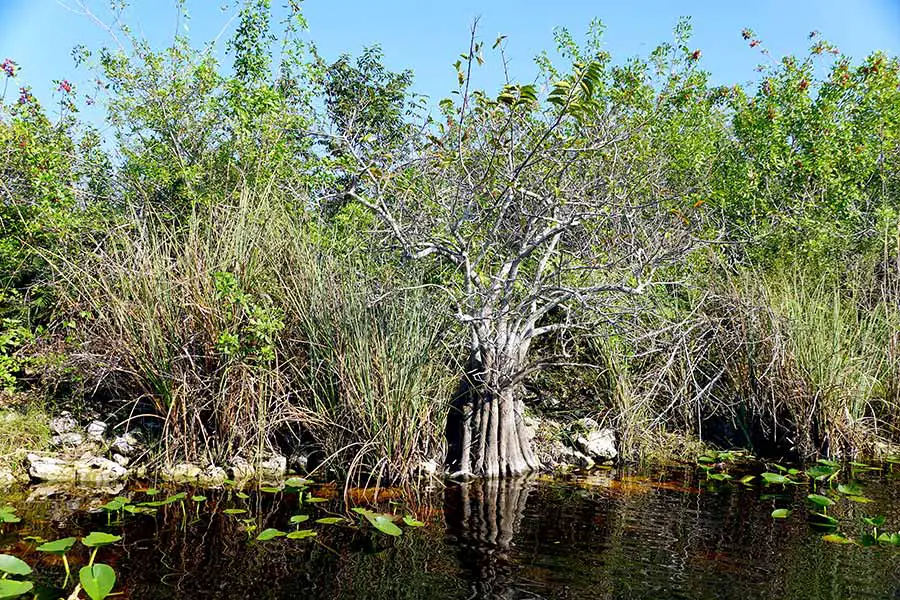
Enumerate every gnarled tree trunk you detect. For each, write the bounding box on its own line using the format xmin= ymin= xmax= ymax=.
xmin=446 ymin=333 xmax=541 ymax=478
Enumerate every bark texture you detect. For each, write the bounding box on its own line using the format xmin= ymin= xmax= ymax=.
xmin=446 ymin=347 xmax=541 ymax=478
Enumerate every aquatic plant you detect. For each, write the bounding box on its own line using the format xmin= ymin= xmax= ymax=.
xmin=35 ymin=536 xmax=76 ymax=586
xmin=79 ymin=563 xmax=116 ymax=600
xmin=0 ymin=554 xmax=32 ymax=599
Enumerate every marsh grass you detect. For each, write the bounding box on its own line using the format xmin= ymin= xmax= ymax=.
xmin=55 ymin=186 xmax=453 ymax=479
xmin=606 ymin=262 xmax=900 ymax=461
xmin=0 ymin=397 xmax=50 ymax=472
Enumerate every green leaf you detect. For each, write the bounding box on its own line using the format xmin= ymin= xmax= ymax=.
xmin=811 ymin=512 xmax=839 ymax=525
xmin=223 ymin=509 xmax=247 ymax=515
xmin=36 ymin=537 xmax=77 ymax=555
xmin=771 ymin=508 xmax=791 ymax=519
xmin=284 ymin=477 xmax=311 ymax=488
xmin=286 ymin=529 xmax=317 ymax=540
xmin=805 ymin=465 xmax=838 ymax=480
xmin=304 ymin=497 xmax=328 ymax=503
xmin=738 ymin=475 xmax=755 ymax=484
xmin=863 ymin=515 xmax=886 ymax=527
xmin=259 ymin=486 xmax=281 ymax=494
xmin=256 ymin=528 xmax=285 ymax=541
xmin=837 ymin=482 xmax=865 ymax=497
xmin=192 ymin=495 xmax=207 ymax=502
xmin=315 ymin=517 xmax=344 ymax=525
xmin=402 ymin=515 xmax=425 ymax=527
xmin=79 ymin=563 xmax=116 ymax=600
xmin=0 ymin=555 xmax=31 ymax=576
xmin=0 ymin=580 xmax=33 ymax=599
xmin=807 ymin=494 xmax=834 ymax=508
xmin=822 ymin=533 xmax=852 ymax=544
xmin=761 ymin=472 xmax=789 ymax=485
xmin=236 ymin=492 xmax=250 ymax=500
xmin=290 ymin=515 xmax=309 ymax=524
xmin=81 ymin=532 xmax=122 ymax=548
xmin=361 ymin=512 xmax=402 ymax=536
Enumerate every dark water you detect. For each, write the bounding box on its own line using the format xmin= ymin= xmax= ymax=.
xmin=2 ymin=465 xmax=900 ymax=599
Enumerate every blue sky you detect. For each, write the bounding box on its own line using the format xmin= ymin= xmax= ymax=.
xmin=1 ymin=0 xmax=898 ymax=115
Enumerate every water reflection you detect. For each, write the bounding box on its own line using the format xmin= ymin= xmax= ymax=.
xmin=3 ymin=467 xmax=900 ymax=599
xmin=445 ymin=477 xmax=537 ymax=600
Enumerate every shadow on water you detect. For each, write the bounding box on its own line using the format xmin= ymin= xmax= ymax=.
xmin=3 ymin=466 xmax=900 ymax=599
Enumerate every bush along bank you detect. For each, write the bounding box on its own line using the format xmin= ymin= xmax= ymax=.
xmin=1 ymin=4 xmax=900 ymax=481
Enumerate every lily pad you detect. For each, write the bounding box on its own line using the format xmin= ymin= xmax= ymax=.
xmin=402 ymin=515 xmax=425 ymax=527
xmin=285 ymin=477 xmax=311 ymax=488
xmin=771 ymin=508 xmax=791 ymax=519
xmin=223 ymin=509 xmax=247 ymax=515
xmin=81 ymin=532 xmax=122 ymax=548
xmin=807 ymin=494 xmax=834 ymax=509
xmin=837 ymin=482 xmax=865 ymax=497
xmin=315 ymin=517 xmax=344 ymax=525
xmin=256 ymin=528 xmax=286 ymax=541
xmin=290 ymin=515 xmax=310 ymax=524
xmin=286 ymin=529 xmax=317 ymax=540
xmin=0 ymin=554 xmax=32 ymax=576
xmin=0 ymin=580 xmax=33 ymax=599
xmin=79 ymin=563 xmax=116 ymax=600
xmin=36 ymin=537 xmax=77 ymax=555
xmin=761 ymin=472 xmax=789 ymax=485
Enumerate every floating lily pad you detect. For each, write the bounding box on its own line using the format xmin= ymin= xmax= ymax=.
xmin=316 ymin=517 xmax=344 ymax=525
xmin=223 ymin=509 xmax=247 ymax=515
xmin=0 ymin=580 xmax=33 ymax=599
xmin=771 ymin=508 xmax=791 ymax=519
xmin=79 ymin=563 xmax=116 ymax=600
xmin=256 ymin=528 xmax=286 ymax=541
xmin=807 ymin=494 xmax=834 ymax=509
xmin=36 ymin=537 xmax=77 ymax=555
xmin=290 ymin=515 xmax=310 ymax=524
xmin=837 ymin=482 xmax=865 ymax=497
xmin=81 ymin=532 xmax=121 ymax=548
xmin=286 ymin=530 xmax=317 ymax=540
xmin=761 ymin=472 xmax=789 ymax=485
xmin=285 ymin=477 xmax=312 ymax=488
xmin=0 ymin=554 xmax=32 ymax=576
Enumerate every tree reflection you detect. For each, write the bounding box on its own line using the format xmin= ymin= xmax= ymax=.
xmin=444 ymin=477 xmax=542 ymax=599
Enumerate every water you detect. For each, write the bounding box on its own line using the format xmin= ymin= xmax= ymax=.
xmin=2 ymin=465 xmax=900 ymax=599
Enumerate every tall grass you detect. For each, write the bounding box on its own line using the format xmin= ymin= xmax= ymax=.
xmin=56 ymin=186 xmax=454 ymax=479
xmin=609 ymin=262 xmax=900 ymax=461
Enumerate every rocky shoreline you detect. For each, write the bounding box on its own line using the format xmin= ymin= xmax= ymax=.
xmin=0 ymin=409 xmax=620 ymax=487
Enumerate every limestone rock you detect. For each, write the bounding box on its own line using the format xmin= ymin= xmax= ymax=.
xmin=86 ymin=420 xmax=108 ymax=442
xmin=161 ymin=463 xmax=203 ymax=483
xmin=229 ymin=455 xmax=287 ymax=482
xmin=198 ymin=465 xmax=228 ymax=487
xmin=229 ymin=457 xmax=254 ymax=481
xmin=259 ymin=454 xmax=287 ymax=479
xmin=50 ymin=412 xmax=78 ymax=435
xmin=51 ymin=432 xmax=85 ymax=448
xmin=26 ymin=454 xmax=127 ymax=483
xmin=572 ymin=418 xmax=617 ymax=462
xmin=110 ymin=431 xmax=142 ymax=457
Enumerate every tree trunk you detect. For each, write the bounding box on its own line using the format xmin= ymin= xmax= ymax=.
xmin=445 ymin=347 xmax=541 ymax=478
